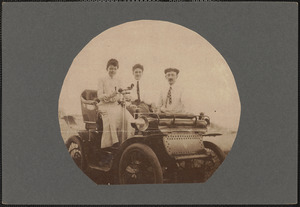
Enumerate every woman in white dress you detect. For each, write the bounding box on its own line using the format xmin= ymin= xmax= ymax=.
xmin=97 ymin=59 xmax=135 ymax=149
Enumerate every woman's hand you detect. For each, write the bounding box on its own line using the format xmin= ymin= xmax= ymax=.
xmin=103 ymin=94 xmax=118 ymax=103
xmin=124 ymin=94 xmax=132 ymax=102
xmin=111 ymin=91 xmax=118 ymax=97
xmin=103 ymin=95 xmax=109 ymax=102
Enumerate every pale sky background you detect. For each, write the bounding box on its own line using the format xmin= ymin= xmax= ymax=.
xmin=59 ymin=20 xmax=241 ymax=130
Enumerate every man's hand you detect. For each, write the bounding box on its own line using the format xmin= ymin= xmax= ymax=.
xmin=150 ymin=102 xmax=156 ymax=109
xmin=160 ymin=106 xmax=167 ymax=112
xmin=157 ymin=106 xmax=168 ymax=113
xmin=149 ymin=102 xmax=157 ymax=112
xmin=160 ymin=107 xmax=174 ymax=114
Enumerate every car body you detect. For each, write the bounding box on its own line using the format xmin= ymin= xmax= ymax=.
xmin=65 ymin=89 xmax=225 ymax=184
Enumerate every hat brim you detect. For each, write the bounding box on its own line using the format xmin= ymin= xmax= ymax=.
xmin=164 ymin=68 xmax=180 ymax=74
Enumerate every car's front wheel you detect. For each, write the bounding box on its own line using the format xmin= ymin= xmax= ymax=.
xmin=118 ymin=143 xmax=163 ymax=184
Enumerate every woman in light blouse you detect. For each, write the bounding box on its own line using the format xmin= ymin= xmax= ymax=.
xmin=97 ymin=59 xmax=134 ymax=149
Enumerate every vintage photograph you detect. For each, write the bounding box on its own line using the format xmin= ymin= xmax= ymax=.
xmin=58 ymin=20 xmax=241 ymax=185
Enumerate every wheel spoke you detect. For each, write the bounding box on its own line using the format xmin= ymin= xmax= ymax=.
xmin=122 ymin=171 xmax=135 ymax=184
xmin=137 ymin=160 xmax=155 ymax=183
xmin=122 ymin=153 xmax=156 ymax=183
xmin=119 ymin=144 xmax=162 ymax=184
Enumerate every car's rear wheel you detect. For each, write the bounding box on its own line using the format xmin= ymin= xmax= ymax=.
xmin=119 ymin=143 xmax=163 ymax=184
xmin=66 ymin=136 xmax=86 ymax=171
xmin=201 ymin=141 xmax=225 ymax=181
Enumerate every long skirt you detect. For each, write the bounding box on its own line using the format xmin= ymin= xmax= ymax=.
xmin=97 ymin=102 xmax=135 ymax=148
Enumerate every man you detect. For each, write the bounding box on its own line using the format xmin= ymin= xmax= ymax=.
xmin=126 ymin=64 xmax=152 ymax=115
xmin=158 ymin=68 xmax=185 ymax=113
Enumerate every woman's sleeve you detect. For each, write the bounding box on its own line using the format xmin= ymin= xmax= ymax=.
xmin=97 ymin=78 xmax=106 ymax=99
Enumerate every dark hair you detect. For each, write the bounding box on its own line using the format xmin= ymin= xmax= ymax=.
xmin=132 ymin=64 xmax=144 ymax=72
xmin=106 ymin=59 xmax=119 ymax=70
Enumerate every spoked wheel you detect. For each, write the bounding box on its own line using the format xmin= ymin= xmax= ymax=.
xmin=119 ymin=143 xmax=163 ymax=184
xmin=201 ymin=141 xmax=226 ymax=182
xmin=66 ymin=136 xmax=86 ymax=171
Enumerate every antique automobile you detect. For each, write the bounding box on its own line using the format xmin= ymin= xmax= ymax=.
xmin=65 ymin=87 xmax=226 ymax=184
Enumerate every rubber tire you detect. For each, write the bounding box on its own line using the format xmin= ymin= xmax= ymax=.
xmin=203 ymin=141 xmax=226 ymax=163
xmin=66 ymin=136 xmax=87 ymax=171
xmin=199 ymin=141 xmax=226 ymax=182
xmin=118 ymin=143 xmax=163 ymax=184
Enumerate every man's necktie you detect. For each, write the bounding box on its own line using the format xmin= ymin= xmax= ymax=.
xmin=137 ymin=81 xmax=141 ymax=103
xmin=166 ymin=86 xmax=172 ymax=107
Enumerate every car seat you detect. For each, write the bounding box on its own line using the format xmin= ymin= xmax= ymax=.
xmin=81 ymin=90 xmax=102 ymax=131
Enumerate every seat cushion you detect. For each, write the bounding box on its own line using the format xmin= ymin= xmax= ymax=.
xmin=82 ymin=90 xmax=98 ymax=101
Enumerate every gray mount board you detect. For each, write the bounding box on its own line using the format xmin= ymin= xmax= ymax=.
xmin=2 ymin=2 xmax=298 ymax=205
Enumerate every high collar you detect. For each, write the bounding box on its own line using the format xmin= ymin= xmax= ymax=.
xmin=107 ymin=74 xmax=116 ymax=79
xmin=133 ymin=78 xmax=143 ymax=84
xmin=134 ymin=78 xmax=142 ymax=82
xmin=168 ymin=82 xmax=177 ymax=89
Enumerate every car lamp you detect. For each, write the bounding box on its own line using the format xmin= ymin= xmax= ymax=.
xmin=203 ymin=116 xmax=210 ymax=126
xmin=134 ymin=116 xmax=149 ymax=131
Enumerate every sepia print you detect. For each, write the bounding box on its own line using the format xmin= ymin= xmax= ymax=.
xmin=58 ymin=20 xmax=241 ymax=185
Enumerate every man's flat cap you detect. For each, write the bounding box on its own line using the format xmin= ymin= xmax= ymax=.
xmin=164 ymin=68 xmax=180 ymax=74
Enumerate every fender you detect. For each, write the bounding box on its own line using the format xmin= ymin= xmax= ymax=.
xmin=117 ymin=136 xmax=148 ymax=156
xmin=202 ymin=133 xmax=222 ymax=137
xmin=203 ymin=140 xmax=226 ymax=162
xmin=77 ymin=130 xmax=90 ymax=142
xmin=113 ymin=135 xmax=158 ymax=168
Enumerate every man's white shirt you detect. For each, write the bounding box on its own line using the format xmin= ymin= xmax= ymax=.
xmin=129 ymin=79 xmax=150 ymax=104
xmin=158 ymin=82 xmax=186 ymax=113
